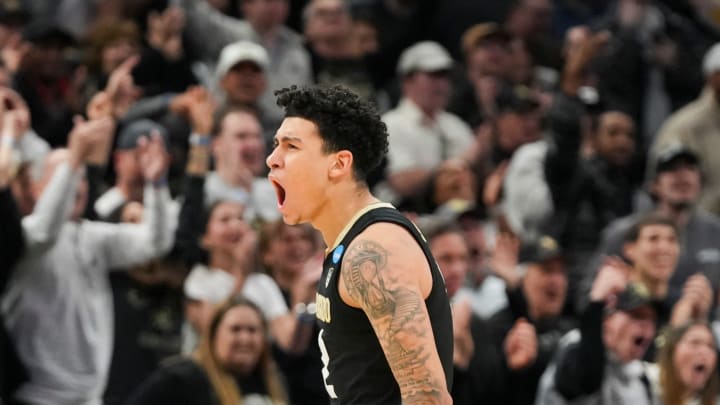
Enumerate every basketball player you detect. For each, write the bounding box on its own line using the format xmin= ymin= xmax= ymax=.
xmin=266 ymin=85 xmax=453 ymax=404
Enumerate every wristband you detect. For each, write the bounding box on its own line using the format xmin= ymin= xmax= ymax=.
xmin=189 ymin=134 xmax=211 ymax=146
xmin=294 ymin=302 xmax=317 ymax=324
xmin=151 ymin=176 xmax=168 ymax=188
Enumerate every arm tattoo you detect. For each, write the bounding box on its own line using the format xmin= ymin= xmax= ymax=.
xmin=343 ymin=240 xmax=445 ymax=403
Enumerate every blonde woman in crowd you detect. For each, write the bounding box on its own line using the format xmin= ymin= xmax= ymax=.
xmin=648 ymin=322 xmax=719 ymax=405
xmin=128 ymin=296 xmax=287 ymax=405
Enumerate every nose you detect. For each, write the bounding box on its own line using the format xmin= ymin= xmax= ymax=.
xmin=266 ymin=146 xmax=280 ymax=170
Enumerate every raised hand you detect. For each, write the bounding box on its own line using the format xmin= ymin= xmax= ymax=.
xmin=489 ymin=232 xmax=521 ymax=288
xmin=504 ymin=318 xmax=538 ymax=370
xmin=681 ymin=274 xmax=713 ymax=320
xmin=589 ymin=256 xmax=630 ymax=304
xmin=562 ymin=28 xmax=609 ymax=95
xmin=86 ymin=91 xmax=113 ymax=121
xmin=451 ymin=299 xmax=475 ymax=369
xmin=1 ymin=33 xmax=30 ymax=74
xmin=186 ymin=86 xmax=217 ymax=135
xmin=289 ymin=250 xmax=324 ymax=308
xmin=67 ymin=116 xmax=116 ymax=169
xmin=0 ymin=87 xmax=31 ymax=138
xmin=482 ymin=160 xmax=509 ymax=208
xmin=136 ymin=131 xmax=169 ymax=182
xmin=105 ymin=55 xmax=141 ymax=118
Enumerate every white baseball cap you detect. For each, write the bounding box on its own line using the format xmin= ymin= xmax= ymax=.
xmin=216 ymin=40 xmax=270 ymax=79
xmin=397 ymin=41 xmax=454 ymax=76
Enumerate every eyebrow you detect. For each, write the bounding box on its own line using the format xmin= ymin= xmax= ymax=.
xmin=274 ymin=135 xmax=304 ymax=144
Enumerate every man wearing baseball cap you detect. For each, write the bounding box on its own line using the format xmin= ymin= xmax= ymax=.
xmin=215 ymin=40 xmax=279 ymax=146
xmin=651 ymin=42 xmax=720 ymax=216
xmin=381 ymin=41 xmax=474 ymax=203
xmin=537 ymin=264 xmax=658 ymax=405
xmin=93 ymin=119 xmax=170 ymax=220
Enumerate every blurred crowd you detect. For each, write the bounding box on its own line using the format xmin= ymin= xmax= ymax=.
xmin=3 ymin=0 xmax=720 ymax=404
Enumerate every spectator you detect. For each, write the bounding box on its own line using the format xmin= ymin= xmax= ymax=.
xmin=380 ymin=41 xmax=474 ymax=204
xmin=182 ymin=198 xmax=305 ymax=355
xmin=102 ymin=201 xmax=186 ymax=405
xmin=0 ymin=0 xmax=31 ymax=76
xmin=204 ymin=106 xmax=279 ymax=222
xmin=302 ymin=0 xmax=383 ymax=104
xmin=427 ymin=224 xmax=510 ymax=404
xmin=585 ymin=214 xmax=714 ymax=360
xmin=259 ymin=220 xmax=326 ymax=404
xmin=579 ymin=146 xmax=720 ymax=312
xmin=127 ymin=297 xmax=288 ymax=405
xmin=648 ymin=321 xmax=719 ymax=405
xmin=484 ymin=82 xmax=542 ymax=210
xmin=650 ymin=42 xmax=720 ymax=216
xmin=133 ymin=7 xmax=199 ymax=97
xmin=215 ymin=39 xmax=281 ymax=144
xmin=486 ymin=235 xmax=576 ymax=405
xmin=503 ymin=0 xmax=561 ymax=70
xmin=94 ymin=119 xmax=170 ymax=220
xmin=502 ymin=31 xmax=640 ymax=307
xmin=536 ymin=265 xmax=658 ymax=405
xmin=449 ymin=22 xmax=513 ymax=127
xmin=1 ymin=87 xmax=49 ymax=216
xmin=1 ymin=118 xmax=174 ymax=404
xmin=454 ymin=207 xmax=510 ymax=320
xmin=13 ymin=20 xmax=82 ymax=147
xmin=592 ymin=0 xmax=707 ymax=143
xmin=83 ymin=18 xmax=141 ymax=100
xmin=178 ymin=0 xmax=312 ymax=128
xmin=0 ymin=87 xmax=30 ymax=402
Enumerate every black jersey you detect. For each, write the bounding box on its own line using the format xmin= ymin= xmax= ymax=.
xmin=315 ymin=203 xmax=453 ymax=404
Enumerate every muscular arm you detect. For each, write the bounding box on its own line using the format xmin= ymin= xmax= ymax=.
xmin=340 ymin=225 xmax=451 ymax=404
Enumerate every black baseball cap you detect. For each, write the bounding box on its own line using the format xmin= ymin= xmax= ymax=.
xmin=654 ymin=142 xmax=699 ymax=174
xmin=116 ymin=119 xmax=169 ymax=150
xmin=614 ymin=282 xmax=656 ymax=314
xmin=519 ymin=235 xmax=563 ymax=264
xmin=495 ymin=83 xmax=540 ymax=114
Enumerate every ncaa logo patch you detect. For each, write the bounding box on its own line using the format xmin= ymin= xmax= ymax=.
xmin=332 ymin=245 xmax=344 ymax=264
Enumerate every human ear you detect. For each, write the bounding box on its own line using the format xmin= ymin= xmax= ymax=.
xmin=329 ymin=150 xmax=353 ymax=179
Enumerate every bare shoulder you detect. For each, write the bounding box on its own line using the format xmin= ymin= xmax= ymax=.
xmin=338 ymin=223 xmax=450 ymax=403
xmin=339 ymin=222 xmax=432 ymax=309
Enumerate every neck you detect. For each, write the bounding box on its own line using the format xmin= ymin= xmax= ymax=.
xmin=215 ymin=161 xmax=253 ymax=189
xmin=252 ymin=23 xmax=279 ymax=46
xmin=312 ymin=36 xmax=354 ymax=58
xmin=209 ymin=251 xmax=235 ymax=272
xmin=656 ymin=202 xmax=692 ymax=228
xmin=313 ymin=185 xmax=380 ymax=248
xmin=406 ymin=97 xmax=438 ymax=120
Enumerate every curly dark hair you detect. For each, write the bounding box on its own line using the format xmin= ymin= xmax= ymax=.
xmin=274 ymin=85 xmax=389 ymax=183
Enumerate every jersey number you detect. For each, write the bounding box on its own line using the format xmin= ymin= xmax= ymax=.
xmin=318 ymin=330 xmax=338 ymax=399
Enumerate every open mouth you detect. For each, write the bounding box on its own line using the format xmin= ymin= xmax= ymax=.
xmin=271 ymin=179 xmax=286 ymax=207
xmin=694 ymin=364 xmax=707 ymax=373
xmin=633 ymin=336 xmax=646 ymax=348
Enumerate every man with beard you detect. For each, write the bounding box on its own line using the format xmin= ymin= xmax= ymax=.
xmin=577 ymin=143 xmax=720 ymax=312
